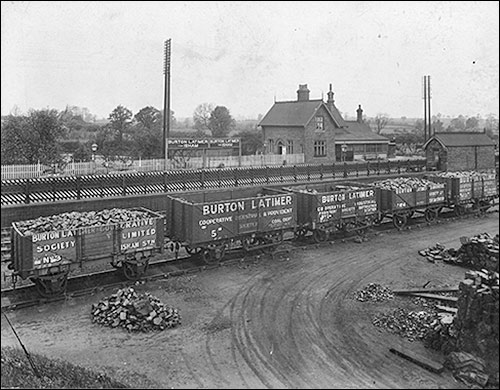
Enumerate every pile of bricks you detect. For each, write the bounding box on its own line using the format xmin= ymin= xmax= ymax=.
xmin=424 ymin=270 xmax=499 ymax=388
xmin=450 ymin=233 xmax=499 ymax=272
xmin=353 ymin=283 xmax=394 ymax=302
xmin=418 ymin=242 xmax=456 ymax=263
xmin=91 ymin=287 xmax=181 ymax=332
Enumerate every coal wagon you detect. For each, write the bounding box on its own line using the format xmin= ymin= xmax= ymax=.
xmin=369 ymin=177 xmax=447 ymax=229
xmin=167 ymin=187 xmax=297 ymax=263
xmin=425 ymin=170 xmax=498 ymax=216
xmin=281 ymin=181 xmax=380 ymax=242
xmin=10 ymin=207 xmax=165 ymax=297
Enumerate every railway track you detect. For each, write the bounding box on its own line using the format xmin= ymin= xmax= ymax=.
xmin=2 ymin=204 xmax=497 ymax=312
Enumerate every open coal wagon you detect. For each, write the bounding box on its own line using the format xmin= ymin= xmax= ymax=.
xmin=167 ymin=187 xmax=297 ymax=264
xmin=10 ymin=207 xmax=165 ymax=297
xmin=281 ymin=181 xmax=380 ymax=243
xmin=425 ymin=171 xmax=498 ymax=216
xmin=370 ymin=177 xmax=447 ymax=229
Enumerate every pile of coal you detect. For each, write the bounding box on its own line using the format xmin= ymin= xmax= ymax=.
xmin=91 ymin=287 xmax=180 ymax=332
xmin=14 ymin=208 xmax=154 ymax=235
xmin=353 ymin=283 xmax=394 ymax=302
xmin=373 ymin=177 xmax=444 ymax=191
xmin=372 ymin=308 xmax=439 ymax=342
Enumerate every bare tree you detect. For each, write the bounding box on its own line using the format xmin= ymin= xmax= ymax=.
xmin=372 ymin=114 xmax=390 ymax=134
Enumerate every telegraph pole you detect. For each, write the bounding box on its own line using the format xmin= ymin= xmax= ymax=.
xmin=163 ymin=39 xmax=171 ymax=170
xmin=423 ymin=76 xmax=427 ymax=142
xmin=427 ymin=75 xmax=432 ymax=138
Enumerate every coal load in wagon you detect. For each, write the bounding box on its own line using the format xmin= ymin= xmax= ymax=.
xmin=14 ymin=208 xmax=154 ymax=235
xmin=91 ymin=287 xmax=181 ymax=332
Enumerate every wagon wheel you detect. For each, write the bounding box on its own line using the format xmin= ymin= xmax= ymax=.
xmin=424 ymin=207 xmax=438 ymax=223
xmin=313 ymin=229 xmax=329 ymax=243
xmin=392 ymin=214 xmax=407 ymax=230
xmin=202 ymin=244 xmax=226 ymax=264
xmin=123 ymin=262 xmax=140 ymax=280
xmin=372 ymin=214 xmax=383 ymax=226
xmin=454 ymin=205 xmax=466 ymax=217
xmin=355 ymin=222 xmax=369 ymax=236
xmin=294 ymin=227 xmax=308 ymax=240
xmin=32 ymin=273 xmax=68 ymax=298
xmin=185 ymin=245 xmax=202 ymax=256
xmin=242 ymin=236 xmax=259 ymax=252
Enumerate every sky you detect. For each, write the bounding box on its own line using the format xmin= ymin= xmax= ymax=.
xmin=1 ymin=1 xmax=499 ymax=121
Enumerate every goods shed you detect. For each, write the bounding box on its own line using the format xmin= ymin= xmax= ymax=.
xmin=423 ymin=132 xmax=496 ymax=171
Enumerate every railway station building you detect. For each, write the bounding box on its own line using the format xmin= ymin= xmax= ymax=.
xmin=258 ymin=84 xmax=389 ymax=164
xmin=423 ymin=131 xmax=496 ymax=171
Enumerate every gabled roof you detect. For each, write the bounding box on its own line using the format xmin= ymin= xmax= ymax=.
xmin=258 ymin=99 xmax=344 ymax=128
xmin=423 ymin=132 xmax=495 ymax=149
xmin=336 ymin=121 xmax=389 ymax=143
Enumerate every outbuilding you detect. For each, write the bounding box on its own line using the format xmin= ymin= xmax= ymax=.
xmin=422 ymin=131 xmax=496 ymax=171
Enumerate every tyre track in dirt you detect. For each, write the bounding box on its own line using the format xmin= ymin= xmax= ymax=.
xmin=205 ymin=215 xmax=498 ymax=388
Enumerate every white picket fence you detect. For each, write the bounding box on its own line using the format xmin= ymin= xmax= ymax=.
xmin=1 ymin=154 xmax=305 ymax=180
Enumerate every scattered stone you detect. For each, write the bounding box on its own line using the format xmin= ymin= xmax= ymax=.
xmin=372 ymin=308 xmax=439 ymax=342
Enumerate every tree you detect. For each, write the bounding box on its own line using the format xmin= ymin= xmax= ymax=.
xmin=108 ymin=105 xmax=133 ymax=143
xmin=134 ymin=106 xmax=162 ymax=130
xmin=208 ymin=106 xmax=235 ymax=137
xmin=193 ymin=103 xmax=214 ymax=132
xmin=237 ymin=129 xmax=263 ymax=155
xmin=465 ymin=116 xmax=479 ymax=130
xmin=1 ymin=109 xmax=65 ymax=165
xmin=372 ymin=114 xmax=390 ymax=134
xmin=432 ymin=119 xmax=444 ymax=133
xmin=448 ymin=115 xmax=466 ymax=131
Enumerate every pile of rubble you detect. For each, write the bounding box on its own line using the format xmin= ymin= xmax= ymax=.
xmin=353 ymin=283 xmax=394 ymax=302
xmin=91 ymin=287 xmax=181 ymax=332
xmin=372 ymin=308 xmax=439 ymax=342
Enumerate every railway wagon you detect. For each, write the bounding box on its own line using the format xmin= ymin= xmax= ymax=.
xmin=424 ymin=171 xmax=498 ymax=216
xmin=167 ymin=187 xmax=297 ymax=263
xmin=280 ymin=181 xmax=380 ymax=242
xmin=368 ymin=177 xmax=447 ymax=229
xmin=10 ymin=207 xmax=165 ymax=297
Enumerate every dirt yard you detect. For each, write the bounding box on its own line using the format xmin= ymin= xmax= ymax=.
xmin=1 ymin=213 xmax=498 ymax=389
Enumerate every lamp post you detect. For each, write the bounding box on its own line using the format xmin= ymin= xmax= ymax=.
xmin=91 ymin=143 xmax=98 ymax=174
xmin=341 ymin=143 xmax=347 ymax=162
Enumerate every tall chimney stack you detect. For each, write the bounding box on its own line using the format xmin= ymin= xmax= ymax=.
xmin=356 ymin=105 xmax=363 ymax=123
xmin=297 ymin=84 xmax=310 ymax=102
xmin=327 ymin=83 xmax=335 ymax=104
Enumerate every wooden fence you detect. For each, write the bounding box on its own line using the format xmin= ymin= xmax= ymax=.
xmin=1 ymin=154 xmax=305 ymax=180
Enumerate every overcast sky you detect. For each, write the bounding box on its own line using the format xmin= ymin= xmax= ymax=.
xmin=1 ymin=1 xmax=499 ymax=121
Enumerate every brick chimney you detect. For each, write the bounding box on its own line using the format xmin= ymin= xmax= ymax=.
xmin=297 ymin=84 xmax=310 ymax=102
xmin=356 ymin=104 xmax=363 ymax=123
xmin=327 ymin=83 xmax=335 ymax=104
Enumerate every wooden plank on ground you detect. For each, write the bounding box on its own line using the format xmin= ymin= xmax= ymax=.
xmin=406 ymin=293 xmax=458 ymax=302
xmin=436 ymin=305 xmax=458 ymax=313
xmin=393 ymin=287 xmax=459 ymax=295
xmin=389 ymin=347 xmax=444 ymax=374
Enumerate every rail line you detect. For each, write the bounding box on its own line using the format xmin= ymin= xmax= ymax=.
xmin=2 ymin=204 xmax=497 ymax=312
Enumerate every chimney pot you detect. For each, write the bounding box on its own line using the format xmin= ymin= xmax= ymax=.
xmin=297 ymin=84 xmax=310 ymax=101
xmin=356 ymin=105 xmax=363 ymax=123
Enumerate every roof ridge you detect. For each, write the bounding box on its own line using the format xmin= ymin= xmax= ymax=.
xmin=274 ymin=99 xmax=324 ymax=104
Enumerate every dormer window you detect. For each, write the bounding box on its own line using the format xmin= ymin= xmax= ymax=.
xmin=315 ymin=116 xmax=324 ymax=131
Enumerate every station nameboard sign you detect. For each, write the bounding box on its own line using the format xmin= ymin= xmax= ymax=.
xmin=168 ymin=138 xmax=240 ymax=150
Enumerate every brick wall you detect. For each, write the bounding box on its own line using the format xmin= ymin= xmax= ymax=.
xmin=447 ymin=146 xmax=495 ymax=171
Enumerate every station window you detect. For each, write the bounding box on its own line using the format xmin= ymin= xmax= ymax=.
xmin=315 ymin=116 xmax=324 ymax=131
xmin=366 ymin=144 xmax=377 ymax=153
xmin=314 ymin=140 xmax=326 ymax=157
xmin=287 ymin=140 xmax=294 ymax=154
